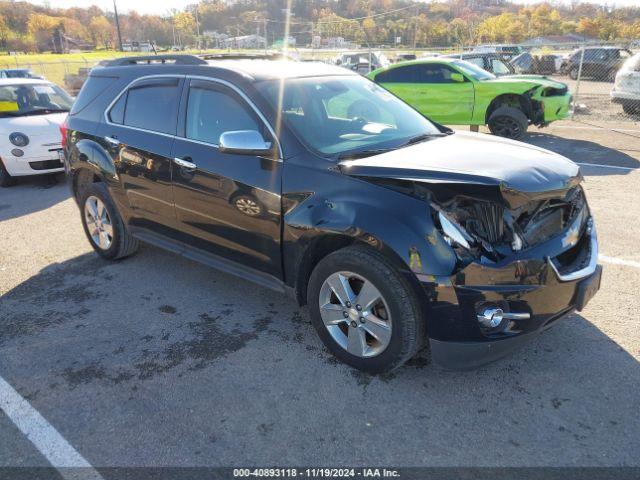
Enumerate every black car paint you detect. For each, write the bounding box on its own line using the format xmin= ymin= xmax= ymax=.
xmin=64 ymin=60 xmax=600 ymax=369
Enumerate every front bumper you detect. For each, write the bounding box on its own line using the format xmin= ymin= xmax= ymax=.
xmin=0 ymin=147 xmax=64 ymax=177
xmin=611 ymin=91 xmax=640 ymax=104
xmin=541 ymin=93 xmax=572 ymax=122
xmin=421 ymin=219 xmax=601 ymax=369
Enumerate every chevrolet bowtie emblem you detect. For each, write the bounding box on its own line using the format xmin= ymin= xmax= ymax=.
xmin=562 ymin=225 xmax=580 ymax=248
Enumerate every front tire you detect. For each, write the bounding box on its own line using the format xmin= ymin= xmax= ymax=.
xmin=622 ymin=102 xmax=640 ymax=115
xmin=488 ymin=106 xmax=529 ymax=140
xmin=569 ymin=67 xmax=579 ymax=80
xmin=79 ymin=182 xmax=139 ymax=260
xmin=307 ymin=245 xmax=425 ymax=373
xmin=0 ymin=160 xmax=16 ymax=187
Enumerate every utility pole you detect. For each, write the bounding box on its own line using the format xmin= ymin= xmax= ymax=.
xmin=263 ymin=18 xmax=268 ymax=53
xmin=412 ymin=4 xmax=418 ymax=52
xmin=195 ymin=5 xmax=201 ymax=51
xmin=113 ymin=0 xmax=123 ymax=51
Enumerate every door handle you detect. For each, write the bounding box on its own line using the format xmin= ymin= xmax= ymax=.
xmin=104 ymin=136 xmax=120 ymax=146
xmin=174 ymin=157 xmax=197 ymax=170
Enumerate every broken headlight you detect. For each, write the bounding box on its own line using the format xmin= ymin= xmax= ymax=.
xmin=437 ymin=210 xmax=473 ymax=249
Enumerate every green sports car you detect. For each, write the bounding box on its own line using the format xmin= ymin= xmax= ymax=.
xmin=367 ymin=58 xmax=572 ymax=139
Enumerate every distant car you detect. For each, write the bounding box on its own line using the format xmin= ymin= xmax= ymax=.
xmin=0 ymin=79 xmax=72 ymax=186
xmin=472 ymin=44 xmax=523 ymax=61
xmin=394 ymin=53 xmax=417 ymax=63
xmin=368 ymin=58 xmax=571 ymax=140
xmin=560 ymin=47 xmax=633 ymax=82
xmin=335 ymin=51 xmax=390 ymax=73
xmin=443 ymin=53 xmax=514 ymax=76
xmin=511 ymin=52 xmax=557 ymax=75
xmin=611 ymin=52 xmax=640 ymax=115
xmin=0 ymin=68 xmax=43 ymax=79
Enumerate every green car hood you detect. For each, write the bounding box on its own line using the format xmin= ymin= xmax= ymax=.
xmin=482 ymin=75 xmax=567 ymax=90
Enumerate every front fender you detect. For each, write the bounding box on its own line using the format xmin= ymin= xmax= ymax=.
xmin=283 ymin=173 xmax=457 ymax=286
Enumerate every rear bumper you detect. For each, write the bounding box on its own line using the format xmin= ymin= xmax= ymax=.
xmin=422 ymin=220 xmax=601 ymax=369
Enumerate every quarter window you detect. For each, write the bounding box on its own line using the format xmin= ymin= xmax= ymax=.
xmin=185 ymin=83 xmax=261 ymax=145
xmin=108 ymin=93 xmax=126 ymax=124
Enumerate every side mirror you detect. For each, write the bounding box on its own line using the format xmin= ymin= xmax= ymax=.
xmin=450 ymin=73 xmax=465 ymax=83
xmin=218 ymin=130 xmax=273 ymax=156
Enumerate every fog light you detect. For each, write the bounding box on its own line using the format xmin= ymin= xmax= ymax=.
xmin=11 ymin=148 xmax=24 ymax=157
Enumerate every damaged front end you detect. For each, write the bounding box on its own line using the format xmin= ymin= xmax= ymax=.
xmin=355 ymin=174 xmax=602 ymax=369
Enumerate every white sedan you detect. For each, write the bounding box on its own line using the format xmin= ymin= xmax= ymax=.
xmin=611 ymin=52 xmax=640 ymax=115
xmin=0 ymin=78 xmax=72 ymax=187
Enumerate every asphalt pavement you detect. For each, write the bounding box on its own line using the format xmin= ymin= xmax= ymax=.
xmin=0 ymin=121 xmax=639 ymax=471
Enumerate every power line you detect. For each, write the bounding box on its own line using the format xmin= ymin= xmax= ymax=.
xmin=256 ymin=4 xmax=419 ymax=26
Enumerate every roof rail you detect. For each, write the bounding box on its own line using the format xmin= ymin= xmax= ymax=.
xmin=198 ymin=53 xmax=295 ymax=61
xmin=104 ymin=55 xmax=208 ymax=66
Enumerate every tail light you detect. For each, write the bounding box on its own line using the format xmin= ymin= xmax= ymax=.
xmin=59 ymin=116 xmax=68 ymax=150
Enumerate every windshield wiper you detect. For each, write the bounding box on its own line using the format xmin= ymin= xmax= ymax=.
xmin=399 ymin=132 xmax=448 ymax=148
xmin=337 ymin=148 xmax=395 ymax=161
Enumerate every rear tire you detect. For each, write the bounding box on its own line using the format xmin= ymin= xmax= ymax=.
xmin=79 ymin=182 xmax=139 ymax=260
xmin=487 ymin=106 xmax=528 ymax=140
xmin=307 ymin=245 xmax=426 ymax=373
xmin=0 ymin=160 xmax=16 ymax=187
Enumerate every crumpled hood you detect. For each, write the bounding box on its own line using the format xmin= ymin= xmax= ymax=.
xmin=339 ymin=131 xmax=581 ymax=207
xmin=485 ymin=75 xmax=567 ymax=90
xmin=0 ymin=112 xmax=67 ymax=137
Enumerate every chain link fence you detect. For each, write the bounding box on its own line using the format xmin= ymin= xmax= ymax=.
xmin=0 ymin=58 xmax=96 ymax=94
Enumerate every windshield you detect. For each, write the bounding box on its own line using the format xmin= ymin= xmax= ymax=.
xmin=257 ymin=75 xmax=442 ymax=157
xmin=0 ymin=83 xmax=73 ymax=117
xmin=452 ymin=60 xmax=495 ymax=81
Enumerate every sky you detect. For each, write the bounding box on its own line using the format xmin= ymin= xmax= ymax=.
xmin=21 ymin=0 xmax=640 ymax=15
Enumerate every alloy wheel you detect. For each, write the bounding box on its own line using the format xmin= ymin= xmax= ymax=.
xmin=84 ymin=196 xmax=113 ymax=250
xmin=491 ymin=116 xmax=522 ymax=139
xmin=235 ymin=197 xmax=262 ymax=216
xmin=318 ymin=271 xmax=392 ymax=358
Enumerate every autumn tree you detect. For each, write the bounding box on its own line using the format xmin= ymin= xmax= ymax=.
xmin=89 ymin=16 xmax=113 ymax=49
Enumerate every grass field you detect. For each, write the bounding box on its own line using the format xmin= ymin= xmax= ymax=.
xmin=0 ymin=51 xmax=135 ymax=86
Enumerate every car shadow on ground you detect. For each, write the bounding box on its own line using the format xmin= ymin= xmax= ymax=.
xmin=1 ymin=247 xmax=638 ymax=465
xmin=0 ymin=173 xmax=68 ymax=222
xmin=523 ymin=132 xmax=640 ymax=176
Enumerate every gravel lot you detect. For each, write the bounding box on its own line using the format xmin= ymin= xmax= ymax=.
xmin=0 ymin=121 xmax=639 ymax=472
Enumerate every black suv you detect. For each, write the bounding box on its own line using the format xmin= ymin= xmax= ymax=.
xmin=560 ymin=47 xmax=633 ymax=81
xmin=63 ymin=55 xmax=602 ymax=372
